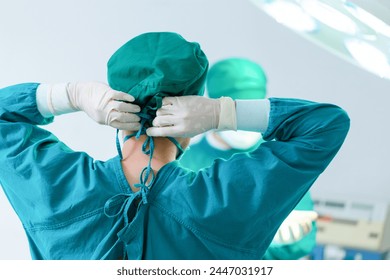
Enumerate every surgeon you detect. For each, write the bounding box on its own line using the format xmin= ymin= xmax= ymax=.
xmin=0 ymin=32 xmax=350 ymax=260
xmin=179 ymin=58 xmax=318 ymax=260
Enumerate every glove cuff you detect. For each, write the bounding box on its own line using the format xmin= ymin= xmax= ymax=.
xmin=37 ymin=83 xmax=78 ymax=116
xmin=217 ymin=97 xmax=237 ymax=131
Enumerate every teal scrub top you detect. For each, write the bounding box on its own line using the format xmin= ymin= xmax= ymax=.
xmin=0 ymin=83 xmax=350 ymax=259
xmin=179 ymin=135 xmax=261 ymax=171
xmin=179 ymin=137 xmax=317 ymax=260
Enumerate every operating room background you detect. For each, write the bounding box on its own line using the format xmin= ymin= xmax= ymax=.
xmin=0 ymin=0 xmax=389 ymax=259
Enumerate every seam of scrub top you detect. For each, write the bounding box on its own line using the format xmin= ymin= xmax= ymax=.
xmin=141 ymin=160 xmax=179 ymax=203
xmin=113 ymin=155 xmax=133 ymax=194
xmin=24 ymin=208 xmax=104 ymax=232
xmin=260 ymin=98 xmax=275 ymax=140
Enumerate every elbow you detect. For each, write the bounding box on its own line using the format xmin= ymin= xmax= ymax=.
xmin=320 ymin=105 xmax=350 ymax=154
xmin=307 ymin=104 xmax=351 ymax=153
xmin=333 ymin=106 xmax=351 ymax=139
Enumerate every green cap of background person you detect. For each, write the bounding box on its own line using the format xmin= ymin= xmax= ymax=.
xmin=207 ymin=58 xmax=267 ymax=100
xmin=107 ymin=32 xmax=209 ymax=118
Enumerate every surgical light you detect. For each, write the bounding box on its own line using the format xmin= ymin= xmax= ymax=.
xmin=344 ymin=2 xmax=390 ymax=38
xmin=345 ymin=39 xmax=390 ymax=79
xmin=261 ymin=1 xmax=317 ymax=32
xmin=300 ymin=0 xmax=358 ymax=35
xmin=250 ymin=0 xmax=390 ymax=81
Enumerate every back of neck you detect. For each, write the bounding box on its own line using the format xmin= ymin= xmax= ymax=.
xmin=120 ymin=135 xmax=177 ymax=191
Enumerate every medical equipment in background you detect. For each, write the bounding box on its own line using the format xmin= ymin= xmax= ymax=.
xmin=311 ymin=195 xmax=390 ymax=259
xmin=250 ymin=0 xmax=390 ymax=80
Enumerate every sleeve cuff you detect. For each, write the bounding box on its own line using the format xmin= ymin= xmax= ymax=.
xmin=36 ymin=83 xmax=76 ymax=117
xmin=236 ymin=99 xmax=270 ymax=133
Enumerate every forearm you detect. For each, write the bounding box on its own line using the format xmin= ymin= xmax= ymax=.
xmin=147 ymin=96 xmax=349 ymax=149
xmin=247 ymin=98 xmax=350 ymax=174
xmin=264 ymin=98 xmax=350 ymax=146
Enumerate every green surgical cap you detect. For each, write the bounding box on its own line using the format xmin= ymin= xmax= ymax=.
xmin=107 ymin=33 xmax=208 ymax=197
xmin=207 ymin=58 xmax=267 ymax=100
xmin=107 ymin=32 xmax=209 ymax=117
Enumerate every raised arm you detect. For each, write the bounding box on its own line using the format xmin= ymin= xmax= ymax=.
xmin=147 ymin=95 xmax=349 ymax=258
xmin=0 ymin=82 xmax=139 ymax=227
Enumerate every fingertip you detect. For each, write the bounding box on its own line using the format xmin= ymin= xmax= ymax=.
xmin=132 ymin=124 xmax=141 ymax=131
xmin=130 ymin=104 xmax=141 ymax=113
xmin=134 ymin=114 xmax=141 ymax=123
xmin=113 ymin=90 xmax=135 ymax=102
xmin=152 ymin=117 xmax=161 ymax=127
xmin=162 ymin=96 xmax=175 ymax=106
xmin=309 ymin=211 xmax=319 ymax=220
xmin=146 ymin=128 xmax=157 ymax=137
xmin=123 ymin=93 xmax=135 ymax=102
xmin=145 ymin=128 xmax=152 ymax=136
xmin=128 ymin=95 xmax=135 ymax=102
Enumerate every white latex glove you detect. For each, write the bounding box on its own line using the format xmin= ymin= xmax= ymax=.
xmin=146 ymin=96 xmax=237 ymax=137
xmin=39 ymin=82 xmax=141 ymax=131
xmin=273 ymin=210 xmax=318 ymax=244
